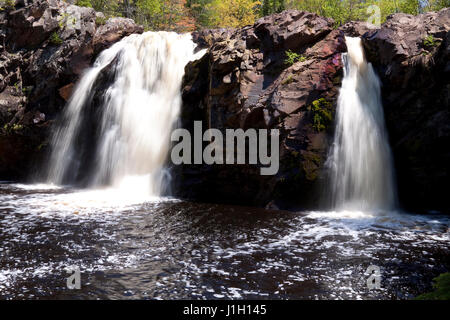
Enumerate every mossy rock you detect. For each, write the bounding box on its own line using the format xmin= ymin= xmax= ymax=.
xmin=309 ymin=98 xmax=333 ymax=132
xmin=416 ymin=273 xmax=450 ymax=300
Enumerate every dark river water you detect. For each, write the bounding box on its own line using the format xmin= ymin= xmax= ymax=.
xmin=0 ymin=183 xmax=449 ymax=300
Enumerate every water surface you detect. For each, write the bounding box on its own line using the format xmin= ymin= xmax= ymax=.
xmin=0 ymin=183 xmax=448 ymax=300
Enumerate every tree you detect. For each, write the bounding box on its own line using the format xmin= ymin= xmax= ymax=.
xmin=133 ymin=0 xmax=195 ymax=31
xmin=206 ymin=0 xmax=262 ymax=28
xmin=89 ymin=0 xmax=121 ymax=16
xmin=74 ymin=0 xmax=448 ymax=31
xmin=284 ymin=0 xmax=423 ymax=25
xmin=186 ymin=0 xmax=214 ymax=28
xmin=262 ymin=0 xmax=286 ymax=15
xmin=423 ymin=0 xmax=450 ymax=11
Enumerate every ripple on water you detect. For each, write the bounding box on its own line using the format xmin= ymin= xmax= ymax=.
xmin=0 ymin=183 xmax=449 ymax=300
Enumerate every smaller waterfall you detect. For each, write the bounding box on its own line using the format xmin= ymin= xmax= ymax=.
xmin=328 ymin=37 xmax=397 ymax=211
xmin=46 ymin=32 xmax=205 ymax=197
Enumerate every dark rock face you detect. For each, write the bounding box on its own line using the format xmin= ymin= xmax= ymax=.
xmin=0 ymin=0 xmax=142 ymax=179
xmin=177 ymin=11 xmax=344 ymax=209
xmin=178 ymin=8 xmax=450 ymax=212
xmin=362 ymin=9 xmax=450 ymax=213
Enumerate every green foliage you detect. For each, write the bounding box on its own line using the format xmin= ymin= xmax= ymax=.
xmin=95 ymin=15 xmax=107 ymax=25
xmin=205 ymin=0 xmax=262 ymax=28
xmin=186 ymin=0 xmax=212 ymax=27
xmin=0 ymin=0 xmax=15 ymax=11
xmin=2 ymin=123 xmax=24 ymax=133
xmin=69 ymin=0 xmax=449 ymax=31
xmin=288 ymin=0 xmax=421 ymax=26
xmin=90 ymin=0 xmax=121 ymax=17
xmin=262 ymin=0 xmax=285 ymax=16
xmin=423 ymin=34 xmax=439 ymax=47
xmin=76 ymin=0 xmax=93 ymax=7
xmin=49 ymin=32 xmax=63 ymax=45
xmin=282 ymin=75 xmax=294 ymax=85
xmin=310 ymin=98 xmax=332 ymax=132
xmin=58 ymin=12 xmax=72 ymax=29
xmin=416 ymin=273 xmax=450 ymax=300
xmin=132 ymin=0 xmax=196 ymax=32
xmin=423 ymin=0 xmax=450 ymax=11
xmin=12 ymin=124 xmax=23 ymax=131
xmin=284 ymin=50 xmax=306 ymax=66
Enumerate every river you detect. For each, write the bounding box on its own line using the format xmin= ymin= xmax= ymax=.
xmin=1 ymin=183 xmax=448 ymax=300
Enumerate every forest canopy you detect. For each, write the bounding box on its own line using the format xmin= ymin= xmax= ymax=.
xmin=76 ymin=0 xmax=449 ymax=31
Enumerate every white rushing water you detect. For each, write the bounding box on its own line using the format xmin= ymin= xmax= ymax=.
xmin=46 ymin=32 xmax=205 ymax=197
xmin=328 ymin=37 xmax=397 ymax=211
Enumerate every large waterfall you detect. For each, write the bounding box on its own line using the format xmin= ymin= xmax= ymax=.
xmin=328 ymin=37 xmax=397 ymax=211
xmin=46 ymin=32 xmax=204 ymax=196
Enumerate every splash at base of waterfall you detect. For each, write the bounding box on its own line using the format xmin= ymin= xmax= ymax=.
xmin=328 ymin=37 xmax=397 ymax=212
xmin=45 ymin=32 xmax=205 ymax=198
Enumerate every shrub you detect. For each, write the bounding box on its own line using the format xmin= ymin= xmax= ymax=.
xmin=311 ymin=98 xmax=332 ymax=132
xmin=76 ymin=0 xmax=92 ymax=8
xmin=284 ymin=50 xmax=306 ymax=66
xmin=423 ymin=34 xmax=439 ymax=48
xmin=49 ymin=32 xmax=63 ymax=45
xmin=96 ymin=16 xmax=107 ymax=26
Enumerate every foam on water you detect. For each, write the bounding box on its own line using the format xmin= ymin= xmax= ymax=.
xmin=0 ymin=184 xmax=448 ymax=299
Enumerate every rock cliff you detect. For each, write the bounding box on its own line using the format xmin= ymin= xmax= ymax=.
xmin=0 ymin=1 xmax=448 ymax=213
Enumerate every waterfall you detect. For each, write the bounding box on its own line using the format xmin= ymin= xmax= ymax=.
xmin=46 ymin=32 xmax=204 ymax=197
xmin=328 ymin=37 xmax=397 ymax=211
